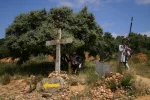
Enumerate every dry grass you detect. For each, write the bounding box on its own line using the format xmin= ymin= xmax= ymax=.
xmin=108 ymin=54 xmax=150 ymax=78
xmin=0 ymin=73 xmax=10 ymax=85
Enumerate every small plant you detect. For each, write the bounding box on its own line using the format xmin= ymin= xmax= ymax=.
xmin=109 ymin=79 xmax=117 ymax=91
xmin=121 ymin=72 xmax=134 ymax=87
xmin=87 ymin=71 xmax=99 ymax=85
xmin=80 ymin=61 xmax=99 ymax=85
xmin=0 ymin=73 xmax=10 ymax=85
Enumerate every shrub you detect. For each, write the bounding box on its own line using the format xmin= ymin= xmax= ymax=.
xmin=82 ymin=67 xmax=99 ymax=85
xmin=121 ymin=72 xmax=135 ymax=87
xmin=0 ymin=63 xmax=17 ymax=76
xmin=80 ymin=61 xmax=99 ymax=85
xmin=109 ymin=79 xmax=117 ymax=91
xmin=0 ymin=73 xmax=10 ymax=85
xmin=34 ymin=54 xmax=48 ymax=62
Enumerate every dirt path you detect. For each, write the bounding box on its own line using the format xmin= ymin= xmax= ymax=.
xmin=134 ymin=75 xmax=150 ymax=100
xmin=0 ymin=79 xmax=43 ymax=100
xmin=136 ymin=75 xmax=150 ymax=88
xmin=135 ymin=95 xmax=150 ymax=100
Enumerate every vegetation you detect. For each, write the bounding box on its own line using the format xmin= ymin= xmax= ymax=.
xmin=121 ymin=72 xmax=135 ymax=87
xmin=0 ymin=73 xmax=10 ymax=85
xmin=0 ymin=5 xmax=150 ymax=100
xmin=0 ymin=55 xmax=54 ymax=76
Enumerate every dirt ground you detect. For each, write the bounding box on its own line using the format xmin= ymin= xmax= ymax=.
xmin=0 ymin=79 xmax=45 ymax=100
xmin=1 ymin=75 xmax=150 ymax=100
xmin=134 ymin=75 xmax=150 ymax=100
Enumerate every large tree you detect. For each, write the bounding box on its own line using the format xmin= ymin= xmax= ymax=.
xmin=5 ymin=6 xmax=103 ymax=63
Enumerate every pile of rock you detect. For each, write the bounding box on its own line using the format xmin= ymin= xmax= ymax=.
xmin=48 ymin=71 xmax=69 ymax=80
xmin=89 ymin=72 xmax=130 ymax=99
xmin=36 ymin=71 xmax=69 ymax=93
xmin=90 ymin=84 xmax=114 ymax=99
xmin=105 ymin=72 xmax=123 ymax=86
xmin=35 ymin=71 xmax=72 ymax=99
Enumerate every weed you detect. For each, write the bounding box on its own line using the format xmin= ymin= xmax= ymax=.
xmin=79 ymin=61 xmax=99 ymax=85
xmin=109 ymin=79 xmax=117 ymax=91
xmin=121 ymin=72 xmax=135 ymax=87
xmin=0 ymin=73 xmax=10 ymax=85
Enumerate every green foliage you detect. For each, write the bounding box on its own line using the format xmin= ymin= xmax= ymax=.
xmin=109 ymin=79 xmax=117 ymax=91
xmin=5 ymin=6 xmax=103 ymax=62
xmin=0 ymin=63 xmax=17 ymax=76
xmin=80 ymin=62 xmax=99 ymax=85
xmin=0 ymin=55 xmax=55 ymax=76
xmin=0 ymin=39 xmax=10 ymax=58
xmin=4 ymin=5 xmax=150 ymax=61
xmin=0 ymin=73 xmax=10 ymax=85
xmin=128 ymin=32 xmax=150 ymax=53
xmin=121 ymin=72 xmax=134 ymax=87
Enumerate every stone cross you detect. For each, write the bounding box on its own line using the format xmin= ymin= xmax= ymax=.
xmin=46 ymin=28 xmax=73 ymax=73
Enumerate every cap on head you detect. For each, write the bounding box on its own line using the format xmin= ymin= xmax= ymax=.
xmin=122 ymin=36 xmax=127 ymax=44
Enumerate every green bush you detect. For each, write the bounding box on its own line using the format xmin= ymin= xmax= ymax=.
xmin=81 ymin=67 xmax=99 ymax=85
xmin=0 ymin=59 xmax=55 ymax=76
xmin=0 ymin=63 xmax=17 ymax=76
xmin=0 ymin=46 xmax=10 ymax=59
xmin=121 ymin=72 xmax=134 ymax=87
xmin=109 ymin=79 xmax=117 ymax=91
xmin=147 ymin=52 xmax=150 ymax=60
xmin=33 ymin=54 xmax=48 ymax=62
xmin=0 ymin=73 xmax=10 ymax=85
xmin=80 ymin=61 xmax=99 ymax=85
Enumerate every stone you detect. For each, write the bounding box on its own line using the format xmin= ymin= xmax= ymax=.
xmin=95 ymin=60 xmax=111 ymax=77
xmin=36 ymin=76 xmax=67 ymax=93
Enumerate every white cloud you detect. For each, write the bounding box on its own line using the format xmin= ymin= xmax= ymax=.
xmin=48 ymin=0 xmax=125 ymax=8
xmin=101 ymin=22 xmax=116 ymax=28
xmin=104 ymin=0 xmax=124 ymax=3
xmin=48 ymin=0 xmax=101 ymax=8
xmin=136 ymin=0 xmax=150 ymax=4
xmin=111 ymin=32 xmax=128 ymax=38
xmin=111 ymin=32 xmax=118 ymax=38
xmin=141 ymin=31 xmax=150 ymax=37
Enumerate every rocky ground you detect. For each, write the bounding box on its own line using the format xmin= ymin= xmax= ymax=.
xmin=0 ymin=71 xmax=150 ymax=100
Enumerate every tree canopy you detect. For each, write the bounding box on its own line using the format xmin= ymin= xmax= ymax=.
xmin=3 ymin=6 xmax=150 ymax=62
xmin=5 ymin=6 xmax=103 ymax=62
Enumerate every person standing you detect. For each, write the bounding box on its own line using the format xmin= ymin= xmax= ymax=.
xmin=119 ymin=37 xmax=131 ymax=71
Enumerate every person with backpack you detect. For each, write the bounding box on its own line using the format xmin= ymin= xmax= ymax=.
xmin=71 ymin=52 xmax=79 ymax=74
xmin=119 ymin=37 xmax=131 ymax=71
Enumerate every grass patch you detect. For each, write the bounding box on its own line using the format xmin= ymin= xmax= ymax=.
xmin=121 ymin=72 xmax=135 ymax=87
xmin=80 ymin=61 xmax=99 ymax=85
xmin=109 ymin=79 xmax=117 ymax=91
xmin=0 ymin=73 xmax=10 ymax=85
xmin=0 ymin=55 xmax=55 ymax=77
xmin=131 ymin=56 xmax=140 ymax=64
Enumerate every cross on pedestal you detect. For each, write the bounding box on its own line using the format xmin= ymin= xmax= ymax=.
xmin=46 ymin=28 xmax=73 ymax=73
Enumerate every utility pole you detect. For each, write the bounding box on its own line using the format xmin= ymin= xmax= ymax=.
xmin=129 ymin=17 xmax=133 ymax=34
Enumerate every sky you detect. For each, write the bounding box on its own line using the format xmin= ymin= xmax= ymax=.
xmin=0 ymin=0 xmax=150 ymax=38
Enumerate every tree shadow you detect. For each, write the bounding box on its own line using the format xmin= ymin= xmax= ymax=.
xmin=0 ymin=61 xmax=70 ymax=77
